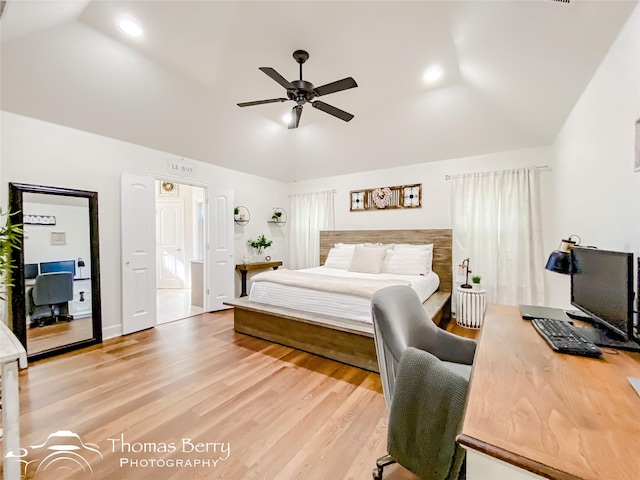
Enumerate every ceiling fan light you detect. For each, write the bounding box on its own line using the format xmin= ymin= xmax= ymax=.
xmin=282 ymin=113 xmax=292 ymax=124
xmin=118 ymin=19 xmax=143 ymax=37
xmin=423 ymin=65 xmax=444 ymax=84
xmin=239 ymin=50 xmax=357 ymax=128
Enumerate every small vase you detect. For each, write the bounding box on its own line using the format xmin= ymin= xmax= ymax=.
xmin=472 ymin=283 xmax=481 ymax=290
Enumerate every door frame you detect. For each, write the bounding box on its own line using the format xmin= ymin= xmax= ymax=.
xmin=151 ymin=175 xmax=211 ymax=310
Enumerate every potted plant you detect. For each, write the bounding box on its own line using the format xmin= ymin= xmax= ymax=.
xmin=248 ymin=234 xmax=272 ymax=256
xmin=471 ymin=275 xmax=482 ymax=289
xmin=271 ymin=210 xmax=282 ymax=222
xmin=0 ymin=209 xmax=23 ymax=302
xmin=234 ymin=206 xmax=248 ymax=223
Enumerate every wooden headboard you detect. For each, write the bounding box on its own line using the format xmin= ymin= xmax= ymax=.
xmin=319 ymin=229 xmax=453 ymax=292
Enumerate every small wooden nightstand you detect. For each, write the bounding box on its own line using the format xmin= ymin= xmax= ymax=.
xmin=235 ymin=261 xmax=283 ymax=297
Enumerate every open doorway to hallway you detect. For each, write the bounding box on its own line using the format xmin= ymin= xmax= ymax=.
xmin=155 ymin=180 xmax=206 ymax=324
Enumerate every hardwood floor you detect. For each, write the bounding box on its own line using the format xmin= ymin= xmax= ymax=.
xmin=3 ymin=310 xmax=477 ymax=480
xmin=26 ymin=316 xmax=93 ymax=354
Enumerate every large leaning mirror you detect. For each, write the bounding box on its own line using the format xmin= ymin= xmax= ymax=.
xmin=9 ymin=183 xmax=102 ymax=361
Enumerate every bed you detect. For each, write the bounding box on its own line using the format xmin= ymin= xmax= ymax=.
xmin=224 ymin=229 xmax=452 ymax=372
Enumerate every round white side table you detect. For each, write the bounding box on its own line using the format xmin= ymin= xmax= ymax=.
xmin=456 ymin=286 xmax=486 ymax=329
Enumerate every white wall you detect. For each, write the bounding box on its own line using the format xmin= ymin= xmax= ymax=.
xmin=547 ymin=5 xmax=640 ymax=309
xmin=289 ymin=145 xmax=556 ymax=262
xmin=0 ymin=111 xmax=288 ymax=337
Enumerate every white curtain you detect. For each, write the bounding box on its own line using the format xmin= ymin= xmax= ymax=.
xmin=451 ymin=167 xmax=545 ymax=306
xmin=289 ymin=190 xmax=335 ymax=269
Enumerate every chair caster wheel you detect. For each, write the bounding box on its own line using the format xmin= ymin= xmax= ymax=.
xmin=372 ymin=466 xmax=383 ymax=480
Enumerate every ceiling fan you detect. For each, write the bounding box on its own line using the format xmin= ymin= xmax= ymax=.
xmin=237 ymin=50 xmax=358 ymax=129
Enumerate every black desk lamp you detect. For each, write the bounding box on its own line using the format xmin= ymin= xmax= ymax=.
xmin=545 ymin=235 xmax=580 ymax=275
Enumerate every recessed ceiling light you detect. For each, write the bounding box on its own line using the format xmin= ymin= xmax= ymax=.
xmin=118 ymin=19 xmax=143 ymax=37
xmin=282 ymin=112 xmax=292 ymax=124
xmin=423 ymin=65 xmax=444 ymax=84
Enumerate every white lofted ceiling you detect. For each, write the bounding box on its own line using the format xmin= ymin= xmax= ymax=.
xmin=1 ymin=0 xmax=637 ymax=182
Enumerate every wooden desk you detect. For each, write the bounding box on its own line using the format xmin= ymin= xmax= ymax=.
xmin=458 ymin=304 xmax=640 ymax=480
xmin=1 ymin=321 xmax=28 ymax=480
xmin=235 ymin=261 xmax=283 ymax=297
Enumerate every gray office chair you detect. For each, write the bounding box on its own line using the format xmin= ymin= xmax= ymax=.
xmin=27 ymin=272 xmax=74 ymax=327
xmin=371 ymin=285 xmax=477 ymax=480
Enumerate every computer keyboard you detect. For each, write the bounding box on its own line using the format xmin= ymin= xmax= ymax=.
xmin=531 ymin=318 xmax=602 ymax=357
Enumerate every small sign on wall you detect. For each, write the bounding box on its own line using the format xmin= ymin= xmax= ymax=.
xmin=167 ymin=157 xmax=196 ymax=178
xmin=635 ymin=118 xmax=640 ymax=172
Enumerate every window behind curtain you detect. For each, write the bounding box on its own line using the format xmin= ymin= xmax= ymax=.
xmin=289 ymin=190 xmax=335 ymax=269
xmin=451 ymin=167 xmax=545 ymax=306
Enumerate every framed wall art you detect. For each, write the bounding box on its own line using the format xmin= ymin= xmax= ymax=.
xmin=23 ymin=214 xmax=56 ymax=225
xmin=349 ymin=184 xmax=422 ymax=211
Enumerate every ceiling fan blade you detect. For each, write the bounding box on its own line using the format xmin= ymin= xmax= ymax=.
xmin=313 ymin=77 xmax=358 ymax=97
xmin=288 ymin=105 xmax=303 ymax=129
xmin=311 ymin=101 xmax=354 ymax=122
xmin=259 ymin=67 xmax=294 ymax=89
xmin=237 ymin=98 xmax=289 ymax=107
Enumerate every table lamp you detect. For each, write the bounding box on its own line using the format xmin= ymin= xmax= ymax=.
xmin=77 ymin=257 xmax=86 ymax=278
xmin=460 ymin=258 xmax=472 ymax=289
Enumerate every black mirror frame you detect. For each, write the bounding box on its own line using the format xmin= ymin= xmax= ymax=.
xmin=9 ymin=182 xmax=102 ymax=362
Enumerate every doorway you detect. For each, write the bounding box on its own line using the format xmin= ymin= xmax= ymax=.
xmin=155 ymin=180 xmax=206 ymax=324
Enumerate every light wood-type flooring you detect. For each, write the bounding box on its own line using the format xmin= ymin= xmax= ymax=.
xmin=2 ymin=310 xmax=477 ymax=480
xmin=26 ymin=316 xmax=93 ymax=354
xmin=157 ymin=288 xmax=205 ymax=325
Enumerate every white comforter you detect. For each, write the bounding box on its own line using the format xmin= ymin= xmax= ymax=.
xmin=251 ymin=268 xmax=411 ymax=297
xmin=248 ymin=267 xmax=440 ymax=324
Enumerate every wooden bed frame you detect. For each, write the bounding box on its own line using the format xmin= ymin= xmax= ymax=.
xmin=225 ymin=229 xmax=452 ymax=372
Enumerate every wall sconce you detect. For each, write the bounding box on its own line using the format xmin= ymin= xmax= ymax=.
xmin=545 ymin=235 xmax=580 ymax=275
xmin=77 ymin=257 xmax=86 ymax=278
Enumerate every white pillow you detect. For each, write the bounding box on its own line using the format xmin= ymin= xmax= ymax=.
xmin=382 ymin=249 xmax=431 ymax=276
xmin=394 ymin=243 xmax=434 ymax=272
xmin=334 ymin=243 xmax=358 ymax=249
xmin=324 ymin=247 xmax=355 ymax=269
xmin=394 ymin=243 xmax=433 ymax=251
xmin=349 ymin=245 xmax=388 ymax=274
xmin=364 ymin=242 xmax=395 ymax=249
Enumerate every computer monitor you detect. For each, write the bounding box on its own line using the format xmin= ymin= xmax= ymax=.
xmin=571 ymin=247 xmax=637 ymax=350
xmin=25 ymin=263 xmax=39 ymax=280
xmin=40 ymin=259 xmax=76 ymax=277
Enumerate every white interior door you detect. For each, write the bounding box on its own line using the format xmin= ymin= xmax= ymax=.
xmin=156 ymin=199 xmax=185 ymax=289
xmin=121 ymin=173 xmax=157 ymax=335
xmin=208 ymin=188 xmax=234 ymax=311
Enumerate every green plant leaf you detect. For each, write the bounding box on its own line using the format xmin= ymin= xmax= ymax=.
xmin=0 ymin=209 xmax=24 ymax=301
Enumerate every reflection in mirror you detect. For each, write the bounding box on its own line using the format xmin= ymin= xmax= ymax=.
xmin=9 ymin=183 xmax=102 ymax=362
xmin=23 ymin=193 xmax=93 ymax=354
